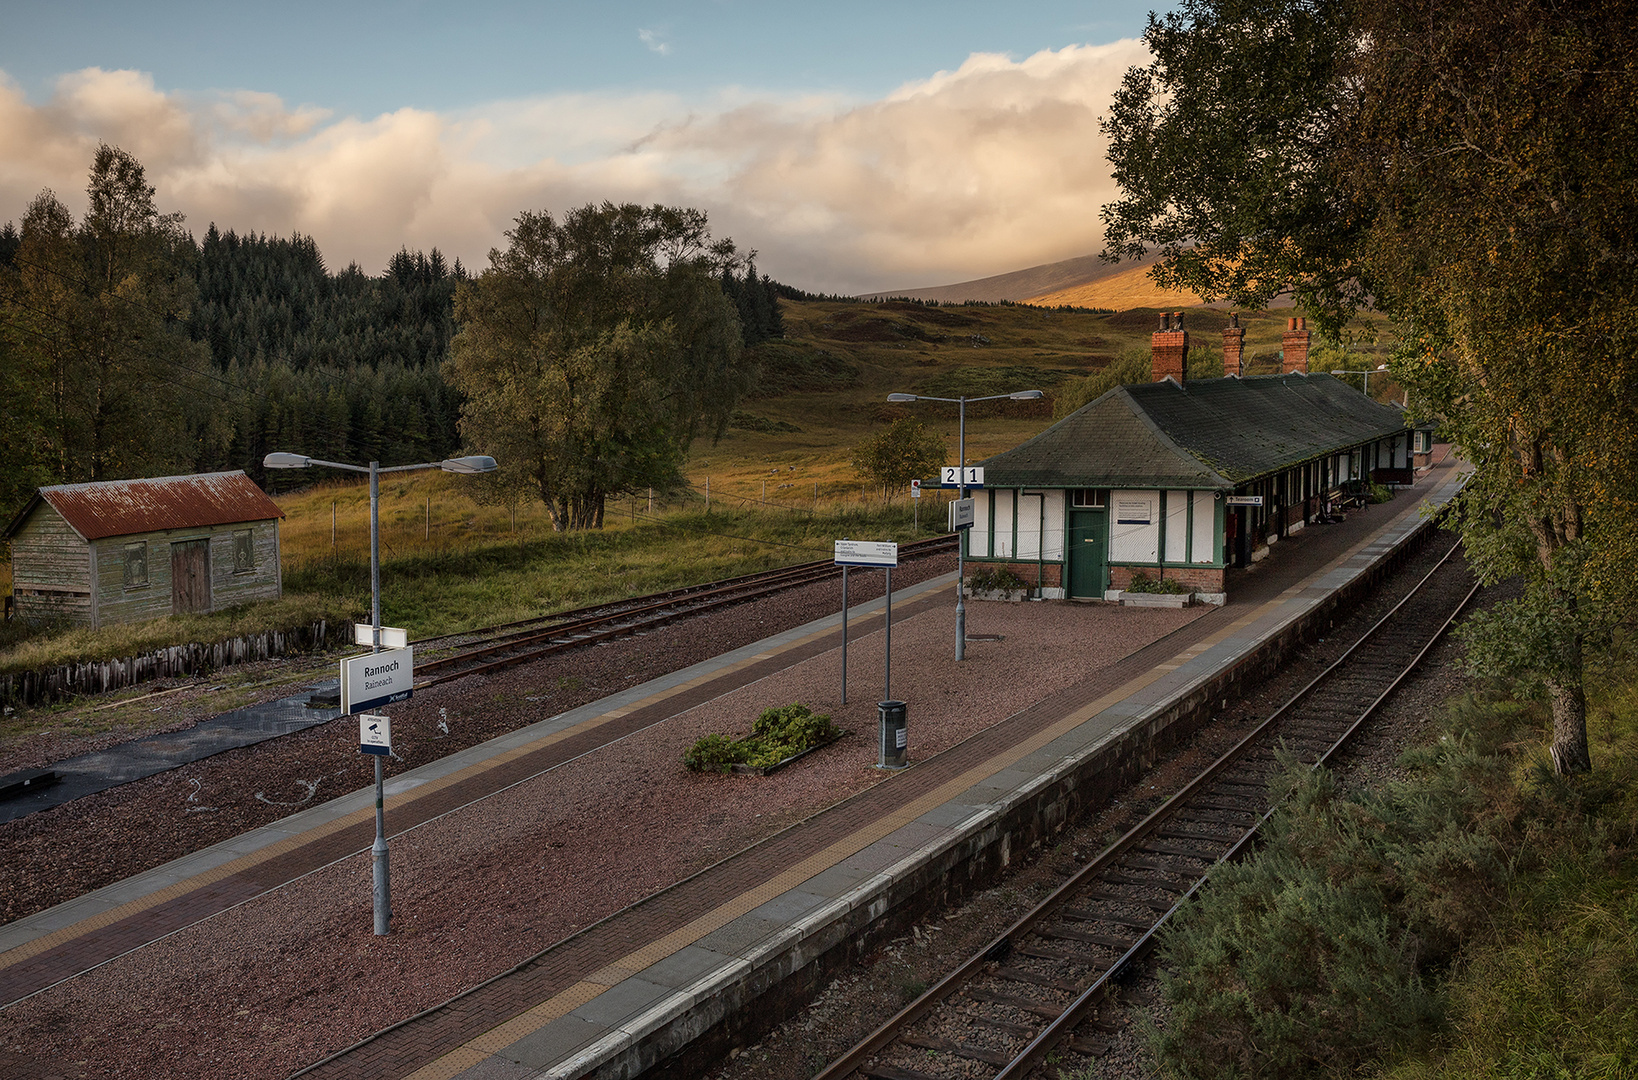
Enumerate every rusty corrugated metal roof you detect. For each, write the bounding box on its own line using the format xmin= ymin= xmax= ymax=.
xmin=23 ymin=471 xmax=284 ymax=541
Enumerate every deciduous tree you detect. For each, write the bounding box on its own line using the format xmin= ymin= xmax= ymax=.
xmin=1101 ymin=0 xmax=1638 ymax=773
xmin=852 ymin=417 xmax=947 ymax=500
xmin=446 ymin=203 xmax=754 ymax=530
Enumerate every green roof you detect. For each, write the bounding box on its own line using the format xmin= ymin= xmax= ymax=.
xmin=982 ymin=373 xmax=1409 ymax=490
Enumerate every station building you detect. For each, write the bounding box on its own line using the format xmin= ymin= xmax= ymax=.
xmin=4 ymin=471 xmax=285 ymax=627
xmin=967 ymin=314 xmax=1413 ymax=603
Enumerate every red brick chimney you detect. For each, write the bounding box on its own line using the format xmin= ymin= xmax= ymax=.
xmin=1151 ymin=311 xmax=1188 ymax=383
xmin=1222 ymin=313 xmax=1245 ymax=376
xmin=1281 ymin=317 xmax=1310 ymax=374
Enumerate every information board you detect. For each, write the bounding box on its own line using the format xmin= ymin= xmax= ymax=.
xmin=834 ymin=540 xmax=899 ymax=567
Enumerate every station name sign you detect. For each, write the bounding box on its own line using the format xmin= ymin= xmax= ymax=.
xmin=341 ymin=646 xmax=414 ymax=714
xmin=834 ymin=540 xmax=899 ymax=567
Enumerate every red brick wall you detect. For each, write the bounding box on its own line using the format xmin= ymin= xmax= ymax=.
xmin=967 ymin=561 xmax=1062 ymax=589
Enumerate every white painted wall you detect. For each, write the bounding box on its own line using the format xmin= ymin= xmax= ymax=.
xmin=1192 ymin=490 xmax=1216 ymax=563
xmin=970 ymin=489 xmax=991 ymax=557
xmin=1165 ymin=491 xmax=1187 ymax=563
xmin=1110 ymin=489 xmax=1160 ymax=563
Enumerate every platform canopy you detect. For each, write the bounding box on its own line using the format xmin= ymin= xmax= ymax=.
xmin=982 ymin=373 xmax=1410 ymax=490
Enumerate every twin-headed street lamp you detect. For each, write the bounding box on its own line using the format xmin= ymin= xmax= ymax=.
xmin=885 ymin=390 xmax=1042 ymax=661
xmin=263 ymin=451 xmax=496 ymax=935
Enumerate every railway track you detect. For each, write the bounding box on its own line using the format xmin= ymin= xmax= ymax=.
xmin=412 ymin=534 xmax=955 ymax=687
xmin=814 ymin=537 xmax=1478 ymax=1080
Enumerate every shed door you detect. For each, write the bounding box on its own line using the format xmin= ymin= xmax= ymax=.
xmin=1067 ymin=509 xmax=1107 ymax=599
xmin=171 ymin=539 xmax=211 ymax=614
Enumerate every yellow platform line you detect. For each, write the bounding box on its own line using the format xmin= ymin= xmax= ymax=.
xmin=403 ymin=499 xmax=1455 ymax=1079
xmin=0 ymin=594 xmax=922 ymax=976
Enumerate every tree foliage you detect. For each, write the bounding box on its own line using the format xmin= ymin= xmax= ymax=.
xmin=0 ymin=146 xmax=217 ymax=504
xmin=852 ymin=417 xmax=947 ymax=498
xmin=446 ymin=203 xmax=755 ymax=530
xmin=1102 ymin=0 xmax=1638 ymax=773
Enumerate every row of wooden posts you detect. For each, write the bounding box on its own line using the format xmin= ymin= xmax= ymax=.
xmin=0 ymin=620 xmax=343 ymax=707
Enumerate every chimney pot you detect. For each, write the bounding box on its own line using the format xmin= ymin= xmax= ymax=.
xmin=1281 ymin=316 xmax=1312 ymax=374
xmin=1152 ymin=312 xmax=1190 ymax=383
xmin=1222 ymin=313 xmax=1247 ymax=377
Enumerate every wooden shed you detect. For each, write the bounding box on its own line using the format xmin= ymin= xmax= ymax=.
xmin=3 ymin=471 xmax=285 ymax=627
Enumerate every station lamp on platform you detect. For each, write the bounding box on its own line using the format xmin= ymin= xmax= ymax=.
xmin=262 ymin=451 xmax=496 ymax=935
xmin=1330 ymin=364 xmax=1389 ymax=396
xmin=885 ymin=390 xmax=1042 ymax=661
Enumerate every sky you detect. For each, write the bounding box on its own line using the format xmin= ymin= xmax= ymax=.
xmin=0 ymin=1 xmax=1172 ymax=294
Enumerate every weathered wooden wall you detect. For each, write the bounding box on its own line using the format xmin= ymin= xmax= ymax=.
xmin=0 ymin=619 xmax=344 ymax=707
xmin=10 ymin=504 xmax=93 ymax=625
xmin=89 ymin=520 xmax=282 ymax=625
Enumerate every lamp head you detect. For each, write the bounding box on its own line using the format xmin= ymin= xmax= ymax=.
xmin=263 ymin=452 xmax=311 ymax=469
xmin=1009 ymin=390 xmax=1044 ymax=400
xmin=886 ymin=393 xmax=917 ymax=403
xmin=439 ymin=455 xmax=498 ymax=474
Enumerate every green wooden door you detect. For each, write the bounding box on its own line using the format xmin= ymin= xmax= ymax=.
xmin=1068 ymin=509 xmax=1107 ymax=598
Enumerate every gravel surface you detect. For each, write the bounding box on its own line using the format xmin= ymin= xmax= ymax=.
xmin=2 ymin=553 xmax=965 ymax=924
xmin=1 ymin=562 xmax=1208 ymax=1079
xmin=701 ymin=534 xmax=1506 ymax=1080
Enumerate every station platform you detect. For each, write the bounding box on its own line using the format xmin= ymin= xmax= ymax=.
xmin=0 ymin=457 xmax=1466 ymax=1080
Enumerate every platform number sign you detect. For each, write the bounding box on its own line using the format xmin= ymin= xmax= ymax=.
xmin=940 ymin=466 xmax=984 ymax=488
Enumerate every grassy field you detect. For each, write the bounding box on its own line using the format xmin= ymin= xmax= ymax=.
xmin=1 ymin=295 xmax=1399 ymax=672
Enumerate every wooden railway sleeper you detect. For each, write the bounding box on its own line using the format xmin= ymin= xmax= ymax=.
xmin=990 ymin=966 xmax=1083 ymax=993
xmin=900 ymin=1032 xmax=1014 ymax=1068
xmin=1082 ymin=888 xmax=1176 ymax=914
xmin=962 ymin=986 xmax=1065 ymax=1021
xmin=1059 ymin=907 xmax=1157 ymax=931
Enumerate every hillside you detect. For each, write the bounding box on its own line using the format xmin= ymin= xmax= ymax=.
xmin=863 ymin=250 xmax=1198 ymax=307
xmin=1024 ymin=259 xmax=1206 ymax=310
xmin=683 ymin=298 xmax=1325 ymax=504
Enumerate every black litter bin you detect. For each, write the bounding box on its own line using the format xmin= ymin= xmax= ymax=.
xmin=877 ymin=700 xmax=908 ymax=769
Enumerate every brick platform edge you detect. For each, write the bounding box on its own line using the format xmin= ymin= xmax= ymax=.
xmin=542 ymin=515 xmax=1440 ymax=1080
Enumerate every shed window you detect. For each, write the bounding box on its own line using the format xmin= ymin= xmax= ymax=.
xmin=123 ymin=542 xmax=149 ymax=588
xmin=1070 ymin=489 xmax=1105 ymax=508
xmin=232 ymin=529 xmax=255 ymax=574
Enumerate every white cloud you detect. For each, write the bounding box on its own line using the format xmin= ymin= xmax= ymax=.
xmin=0 ymin=43 xmax=1148 ymax=291
xmin=638 ymin=28 xmax=672 ymax=56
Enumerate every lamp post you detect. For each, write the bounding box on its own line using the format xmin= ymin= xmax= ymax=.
xmin=263 ymin=452 xmax=496 ymax=934
xmin=1331 ymin=364 xmax=1389 ymax=396
xmin=885 ymin=390 xmax=1042 ymax=661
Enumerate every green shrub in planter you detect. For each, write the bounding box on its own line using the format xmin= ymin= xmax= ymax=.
xmin=684 ymin=703 xmax=841 ymax=772
xmin=682 ymin=733 xmax=749 ymax=773
xmin=1125 ymin=571 xmax=1187 ymax=594
xmin=967 ymin=565 xmax=1029 ymax=596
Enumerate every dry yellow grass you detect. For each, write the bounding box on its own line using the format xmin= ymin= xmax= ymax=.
xmin=1024 ymin=260 xmax=1205 ymax=310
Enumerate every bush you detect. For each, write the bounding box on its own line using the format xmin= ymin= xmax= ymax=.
xmin=683 ymin=703 xmax=842 ymax=773
xmin=681 ymin=733 xmax=747 ymax=773
xmin=967 ymin=565 xmax=1029 ymax=596
xmin=1125 ymin=571 xmax=1187 ymax=594
xmin=1145 ymin=682 xmax=1638 ymax=1080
